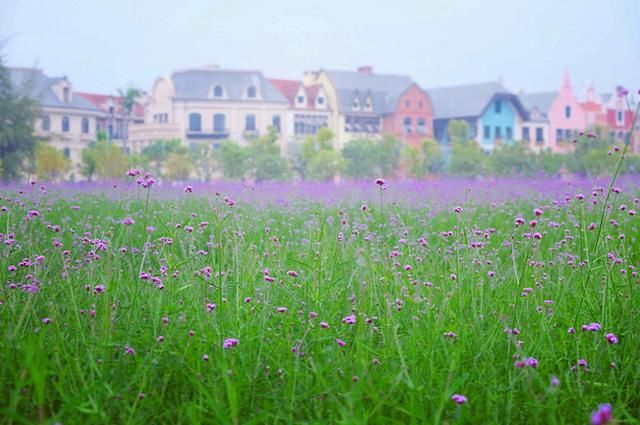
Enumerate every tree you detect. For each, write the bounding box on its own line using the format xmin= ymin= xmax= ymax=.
xmin=141 ymin=139 xmax=186 ymax=177
xmin=449 ymin=139 xmax=487 ymax=176
xmin=422 ymin=138 xmax=444 ymax=174
xmin=247 ymin=127 xmax=289 ymax=181
xmin=165 ymin=152 xmax=194 ymax=180
xmin=300 ymin=128 xmax=343 ymax=181
xmin=341 ymin=136 xmax=400 ymax=179
xmin=399 ymin=144 xmax=425 ymax=179
xmin=538 ymin=149 xmax=563 ymax=176
xmin=81 ymin=130 xmax=129 ymax=180
xmin=0 ymin=55 xmax=39 ymax=181
xmin=447 ymin=119 xmax=470 ymax=145
xmin=488 ymin=141 xmax=538 ymax=176
xmin=35 ymin=142 xmax=69 ymax=181
xmin=217 ymin=141 xmax=249 ymax=180
xmin=117 ymin=86 xmax=143 ymax=150
xmin=190 ymin=143 xmax=217 ymax=182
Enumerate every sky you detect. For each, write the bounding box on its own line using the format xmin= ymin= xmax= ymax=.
xmin=2 ymin=0 xmax=639 ymax=96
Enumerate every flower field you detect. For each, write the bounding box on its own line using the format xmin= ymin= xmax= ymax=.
xmin=1 ymin=175 xmax=639 ymax=424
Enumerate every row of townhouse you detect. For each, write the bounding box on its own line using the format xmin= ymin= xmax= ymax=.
xmin=8 ymin=64 xmax=638 ymax=176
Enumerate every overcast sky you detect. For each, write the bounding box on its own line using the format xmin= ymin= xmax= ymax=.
xmin=2 ymin=0 xmax=639 ymax=96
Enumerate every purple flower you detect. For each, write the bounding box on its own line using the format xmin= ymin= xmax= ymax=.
xmin=342 ymin=314 xmax=356 ymax=325
xmin=124 ymin=345 xmax=136 ymax=355
xmin=335 ymin=338 xmax=346 ymax=347
xmin=375 ymin=178 xmax=385 ymax=186
xmin=550 ymin=376 xmax=560 ymax=387
xmin=42 ymin=317 xmax=52 ymax=325
xmin=605 ymin=333 xmax=618 ymax=345
xmin=223 ymin=338 xmax=239 ymax=349
xmin=454 ymin=206 xmax=463 ymax=213
xmin=591 ymin=403 xmax=613 ymax=425
xmin=122 ymin=217 xmax=135 ymax=226
xmin=451 ymin=394 xmax=468 ymax=405
xmin=276 ymin=307 xmax=288 ymax=313
xmin=184 ymin=185 xmax=194 ymax=193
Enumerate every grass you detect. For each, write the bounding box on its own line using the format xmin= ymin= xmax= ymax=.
xmin=0 ymin=176 xmax=639 ymax=424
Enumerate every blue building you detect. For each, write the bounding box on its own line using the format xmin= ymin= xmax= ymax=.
xmin=427 ymin=82 xmax=528 ymax=151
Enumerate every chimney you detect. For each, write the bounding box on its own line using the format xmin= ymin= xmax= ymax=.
xmin=357 ymin=66 xmax=373 ymax=75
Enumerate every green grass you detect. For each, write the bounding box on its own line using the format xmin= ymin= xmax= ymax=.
xmin=0 ymin=186 xmax=639 ymax=424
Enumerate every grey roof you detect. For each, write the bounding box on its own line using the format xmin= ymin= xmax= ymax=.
xmin=519 ymin=91 xmax=557 ymax=115
xmin=9 ymin=67 xmax=101 ymax=112
xmin=427 ymin=81 xmax=514 ymax=120
xmin=171 ymin=69 xmax=288 ymax=103
xmin=322 ymin=69 xmax=415 ymax=114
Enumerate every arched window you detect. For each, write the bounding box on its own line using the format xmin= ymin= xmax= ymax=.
xmin=403 ymin=117 xmax=412 ymax=133
xmin=272 ymin=115 xmax=281 ymax=132
xmin=81 ymin=117 xmax=89 ymax=134
xmin=189 ymin=113 xmax=201 ymax=132
xmin=62 ymin=116 xmax=70 ymax=132
xmin=213 ymin=85 xmax=224 ymax=97
xmin=63 ymin=147 xmax=71 ymax=158
xmin=245 ymin=114 xmax=256 ymax=131
xmin=213 ymin=114 xmax=226 ymax=132
xmin=42 ymin=115 xmax=50 ymax=131
xmin=247 ymin=86 xmax=257 ymax=98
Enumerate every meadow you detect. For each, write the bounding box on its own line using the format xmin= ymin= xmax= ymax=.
xmin=0 ymin=174 xmax=639 ymax=424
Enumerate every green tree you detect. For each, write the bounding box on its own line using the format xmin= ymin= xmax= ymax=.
xmin=165 ymin=152 xmax=194 ymax=180
xmin=422 ymin=138 xmax=444 ymax=174
xmin=247 ymin=127 xmax=289 ymax=181
xmin=117 ymin=86 xmax=143 ymax=150
xmin=538 ymin=149 xmax=563 ymax=176
xmin=488 ymin=141 xmax=538 ymax=176
xmin=35 ymin=142 xmax=69 ymax=181
xmin=0 ymin=55 xmax=39 ymax=180
xmin=447 ymin=119 xmax=470 ymax=145
xmin=217 ymin=141 xmax=249 ymax=180
xmin=300 ymin=128 xmax=343 ymax=181
xmin=81 ymin=131 xmax=129 ymax=180
xmin=449 ymin=139 xmax=487 ymax=176
xmin=399 ymin=144 xmax=425 ymax=179
xmin=190 ymin=143 xmax=217 ymax=182
xmin=141 ymin=139 xmax=186 ymax=177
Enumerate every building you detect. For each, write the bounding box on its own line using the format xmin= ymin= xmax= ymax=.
xmin=9 ymin=67 xmax=102 ymax=171
xmin=302 ymin=66 xmax=433 ymax=148
xmin=428 ymin=81 xmax=528 ymax=152
xmin=129 ymin=66 xmax=290 ymax=153
xmin=268 ymin=79 xmax=331 ymax=145
xmin=76 ymin=92 xmax=145 ymax=151
xmin=518 ymin=92 xmax=554 ymax=152
xmin=545 ymin=72 xmax=588 ymax=152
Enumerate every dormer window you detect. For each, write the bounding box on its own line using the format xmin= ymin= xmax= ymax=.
xmin=214 ymin=85 xmax=224 ymax=97
xmin=495 ymin=100 xmax=502 ymax=114
xmin=352 ymin=95 xmax=360 ymax=110
xmin=247 ymin=86 xmax=257 ymax=98
xmin=63 ymin=87 xmax=70 ymax=102
xmin=365 ymin=96 xmax=372 ymax=111
xmin=297 ymin=95 xmax=305 ymax=105
xmin=317 ymin=97 xmax=324 ymax=105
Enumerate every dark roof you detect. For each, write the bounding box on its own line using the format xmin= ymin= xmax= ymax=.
xmin=171 ymin=69 xmax=287 ymax=103
xmin=427 ymin=81 xmax=512 ymax=119
xmin=322 ymin=69 xmax=414 ymax=114
xmin=9 ymin=67 xmax=101 ymax=112
xmin=519 ymin=91 xmax=557 ymax=117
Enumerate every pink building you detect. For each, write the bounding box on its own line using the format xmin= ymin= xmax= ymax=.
xmin=547 ymin=72 xmax=587 ymax=152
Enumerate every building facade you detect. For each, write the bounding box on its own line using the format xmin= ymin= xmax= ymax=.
xmin=129 ymin=66 xmax=290 ymax=153
xmin=428 ymin=82 xmax=528 ymax=152
xmin=302 ymin=67 xmax=433 ymax=149
xmin=9 ymin=67 xmax=102 ymax=173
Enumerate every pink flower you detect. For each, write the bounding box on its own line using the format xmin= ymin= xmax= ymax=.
xmin=605 ymin=333 xmax=618 ymax=344
xmin=335 ymin=338 xmax=346 ymax=347
xmin=276 ymin=307 xmax=288 ymax=313
xmin=591 ymin=403 xmax=613 ymax=425
xmin=184 ymin=185 xmax=193 ymax=193
xmin=454 ymin=206 xmax=463 ymax=213
xmin=320 ymin=321 xmax=329 ymax=329
xmin=451 ymin=394 xmax=467 ymax=405
xmin=202 ymin=354 xmax=209 ymax=361
xmin=122 ymin=217 xmax=135 ymax=226
xmin=223 ymin=338 xmax=239 ymax=349
xmin=342 ymin=314 xmax=356 ymax=325
xmin=375 ymin=178 xmax=385 ymax=186
xmin=42 ymin=317 xmax=52 ymax=325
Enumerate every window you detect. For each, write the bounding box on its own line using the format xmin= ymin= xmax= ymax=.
xmin=272 ymin=115 xmax=281 ymax=132
xmin=417 ymin=118 xmax=426 ymax=134
xmin=418 ymin=100 xmax=423 ymax=109
xmin=213 ymin=114 xmax=226 ymax=132
xmin=189 ymin=113 xmax=201 ymax=132
xmin=108 ymin=124 xmax=113 ymax=138
xmin=63 ymin=87 xmax=70 ymax=102
xmin=213 ymin=85 xmax=223 ymax=97
xmin=484 ymin=126 xmax=490 ymax=139
xmin=506 ymin=126 xmax=512 ymax=140
xmin=317 ymin=97 xmax=324 ymax=105
xmin=352 ymin=96 xmax=360 ymax=110
xmin=556 ymin=129 xmax=563 ymax=141
xmin=82 ymin=117 xmax=89 ymax=134
xmin=297 ymin=95 xmax=305 ymax=104
xmin=565 ymin=106 xmax=571 ymax=118
xmin=245 ymin=114 xmax=256 ymax=131
xmin=405 ymin=100 xmax=410 ymax=108
xmin=63 ymin=148 xmax=70 ymax=158
xmin=495 ymin=126 xmax=502 ymax=139
xmin=403 ymin=117 xmax=412 ymax=134
xmin=616 ymin=110 xmax=624 ymax=125
xmin=42 ymin=115 xmax=50 ymax=131
xmin=495 ymin=100 xmax=502 ymax=114
xmin=536 ymin=128 xmax=544 ymax=143
xmin=247 ymin=86 xmax=257 ymax=98
xmin=564 ymin=129 xmax=572 ymax=140
xmin=62 ymin=116 xmax=70 ymax=132
xmin=522 ymin=126 xmax=530 ymax=141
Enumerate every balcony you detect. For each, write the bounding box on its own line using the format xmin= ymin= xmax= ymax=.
xmin=187 ymin=128 xmax=230 ymax=139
